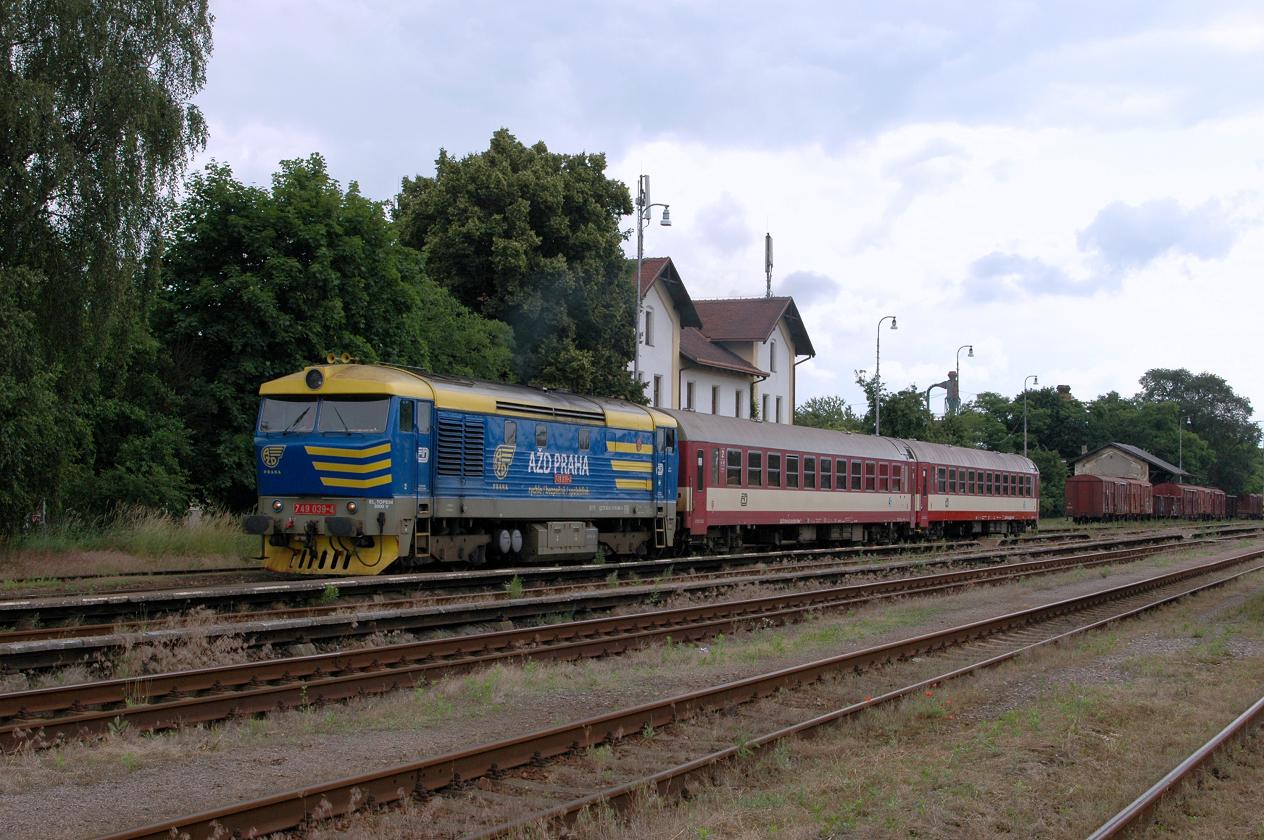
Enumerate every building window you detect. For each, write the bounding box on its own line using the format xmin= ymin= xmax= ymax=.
xmin=685 ymin=381 xmax=695 ymax=410
xmin=652 ymin=374 xmax=662 ymax=407
xmin=643 ymin=308 xmax=654 ymax=346
xmin=747 ymin=450 xmax=763 ymax=486
xmin=775 ymin=396 xmax=783 ymax=423
xmin=804 ymin=456 xmax=816 ymax=489
xmin=726 ymin=449 xmax=742 ymax=485
xmin=762 ymin=394 xmax=769 ymax=422
xmin=711 ymin=385 xmax=719 ymax=415
xmin=735 ymin=389 xmax=743 ymax=418
xmin=767 ymin=453 xmax=782 ymax=487
xmin=769 ymin=340 xmax=777 ymax=372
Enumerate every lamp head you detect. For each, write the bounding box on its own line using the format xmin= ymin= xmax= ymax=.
xmin=890 ymin=316 xmax=898 ymax=330
xmin=967 ymin=345 xmax=974 ymax=357
xmin=1033 ymin=376 xmax=1039 ymax=385
xmin=659 ymin=206 xmax=672 ymax=227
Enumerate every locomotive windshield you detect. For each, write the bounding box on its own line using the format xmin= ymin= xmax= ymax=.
xmin=258 ymin=396 xmax=390 ymax=434
xmin=316 ymin=396 xmax=390 ymax=433
xmin=259 ymin=397 xmax=316 ymax=433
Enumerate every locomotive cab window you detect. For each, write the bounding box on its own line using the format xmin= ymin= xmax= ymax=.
xmin=747 ymin=451 xmax=763 ymax=486
xmin=786 ymin=455 xmax=799 ymax=488
xmin=399 ymin=400 xmax=415 ymax=433
xmin=504 ymin=420 xmax=517 ymax=447
xmin=317 ymin=396 xmax=391 ymax=433
xmin=727 ymin=449 xmax=742 ymax=486
xmin=805 ymin=456 xmax=816 ymax=489
xmin=259 ymin=397 xmax=317 ymax=434
xmin=417 ymin=402 xmax=432 ymax=434
xmin=535 ymin=424 xmax=548 ymax=448
xmin=767 ymin=453 xmax=782 ymax=487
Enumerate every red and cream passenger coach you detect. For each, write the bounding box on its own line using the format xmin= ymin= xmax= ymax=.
xmin=665 ymin=411 xmax=1039 ymax=551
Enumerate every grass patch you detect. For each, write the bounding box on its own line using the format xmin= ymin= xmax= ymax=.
xmin=2 ymin=506 xmax=253 ymax=560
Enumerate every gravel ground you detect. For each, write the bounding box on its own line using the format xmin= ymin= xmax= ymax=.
xmin=1 ymin=540 xmax=1259 ymax=839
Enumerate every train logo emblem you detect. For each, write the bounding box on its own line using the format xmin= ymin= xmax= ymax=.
xmin=493 ymin=444 xmax=515 ymax=479
xmin=261 ymin=445 xmax=285 ymax=468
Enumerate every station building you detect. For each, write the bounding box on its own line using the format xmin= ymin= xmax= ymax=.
xmin=630 ymin=256 xmax=815 ymax=423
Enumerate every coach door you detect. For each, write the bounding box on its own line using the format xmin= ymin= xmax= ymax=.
xmin=917 ymin=466 xmax=930 ymax=529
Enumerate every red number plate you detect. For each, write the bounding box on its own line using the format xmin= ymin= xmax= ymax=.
xmin=293 ymin=502 xmax=336 ymax=515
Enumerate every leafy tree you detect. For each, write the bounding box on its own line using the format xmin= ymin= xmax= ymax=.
xmin=0 ymin=0 xmax=212 ymax=528
xmin=1027 ymin=448 xmax=1068 ymax=517
xmin=395 ymin=129 xmax=638 ymax=398
xmin=796 ymin=395 xmax=864 ymax=432
xmin=156 ymin=157 xmax=514 ymax=507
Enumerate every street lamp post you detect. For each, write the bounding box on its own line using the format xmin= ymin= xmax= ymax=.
xmin=631 ymin=174 xmax=672 ymax=392
xmin=874 ymin=315 xmax=897 ymax=435
xmin=955 ymin=344 xmax=973 ymax=381
xmin=1023 ymin=375 xmax=1039 ymax=457
xmin=1178 ymin=415 xmax=1190 ymax=473
xmin=951 ymin=344 xmax=973 ymax=416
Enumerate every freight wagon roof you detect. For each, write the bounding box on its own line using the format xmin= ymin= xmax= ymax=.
xmin=260 ymin=364 xmax=674 ymax=432
xmin=897 ymin=440 xmax=1039 ymax=474
xmin=662 ymin=411 xmax=909 ymax=459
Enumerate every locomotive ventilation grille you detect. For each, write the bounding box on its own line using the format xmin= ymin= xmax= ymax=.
xmin=437 ymin=416 xmax=485 ymax=477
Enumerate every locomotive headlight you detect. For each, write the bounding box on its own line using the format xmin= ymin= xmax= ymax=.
xmin=305 ymin=368 xmax=324 ymax=390
xmin=346 ymin=501 xmax=358 ymax=514
xmin=271 ymin=499 xmax=284 ymax=512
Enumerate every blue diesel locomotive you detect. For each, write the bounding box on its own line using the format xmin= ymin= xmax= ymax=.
xmin=245 ymin=361 xmax=680 ymax=575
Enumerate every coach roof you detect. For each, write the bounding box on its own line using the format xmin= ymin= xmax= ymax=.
xmin=899 ymin=440 xmax=1039 ymax=474
xmin=663 ymin=410 xmax=908 ymax=459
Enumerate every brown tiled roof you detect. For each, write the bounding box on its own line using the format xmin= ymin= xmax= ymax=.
xmin=692 ymin=296 xmax=815 ymax=357
xmin=629 ymin=257 xmax=701 ymax=329
xmin=679 ymin=328 xmax=767 ymax=376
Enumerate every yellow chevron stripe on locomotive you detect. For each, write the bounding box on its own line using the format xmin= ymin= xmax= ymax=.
xmin=304 ymin=443 xmax=392 ymax=489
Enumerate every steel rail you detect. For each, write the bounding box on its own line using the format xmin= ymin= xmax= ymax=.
xmin=0 ymin=532 xmax=1214 ymax=672
xmin=0 ymin=539 xmax=1195 ymax=748
xmin=7 ymin=523 xmax=1251 ymax=630
xmin=95 ymin=546 xmax=1264 ymax=840
xmin=1086 ymin=694 xmax=1264 ymax=839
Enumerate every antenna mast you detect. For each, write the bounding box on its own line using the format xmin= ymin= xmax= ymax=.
xmin=764 ymin=232 xmax=773 ymax=297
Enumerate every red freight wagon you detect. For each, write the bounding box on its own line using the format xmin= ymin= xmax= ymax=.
xmin=1065 ymin=474 xmax=1152 ymax=522
xmin=1236 ymin=493 xmax=1263 ymax=519
xmin=1153 ymin=483 xmax=1220 ymax=520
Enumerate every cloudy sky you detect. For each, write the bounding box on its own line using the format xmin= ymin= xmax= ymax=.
xmin=196 ymin=1 xmax=1264 ymax=419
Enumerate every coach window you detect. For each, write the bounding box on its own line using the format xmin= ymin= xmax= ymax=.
xmin=726 ymin=449 xmax=742 ymax=485
xmin=579 ymin=427 xmax=590 ymax=450
xmin=937 ymin=467 xmax=947 ymax=493
xmin=786 ymin=455 xmax=800 ymax=488
xmin=967 ymin=470 xmax=974 ymax=494
xmin=891 ymin=464 xmax=903 ymax=492
xmin=747 ymin=451 xmax=763 ymax=486
xmin=948 ymin=468 xmax=957 ymax=493
xmin=696 ymin=450 xmax=704 ymax=491
xmin=767 ymin=453 xmax=782 ymax=487
xmin=535 ymin=423 xmax=548 ymax=448
xmin=504 ymin=420 xmax=517 ymax=447
xmin=712 ymin=448 xmax=721 ymax=485
xmin=1003 ymin=474 xmax=1010 ymax=496
xmin=821 ymin=457 xmax=833 ymax=490
xmin=984 ymin=472 xmax=992 ymax=495
xmin=878 ymin=462 xmax=889 ymax=492
xmin=865 ymin=461 xmax=876 ymax=491
xmin=805 ymin=456 xmax=817 ymax=489
xmin=399 ymin=400 xmax=415 ymax=433
xmin=852 ymin=460 xmax=863 ymax=491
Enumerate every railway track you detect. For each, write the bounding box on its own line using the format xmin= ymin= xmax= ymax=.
xmin=2 ymin=529 xmax=1243 ymax=673
xmin=92 ymin=543 xmax=1264 ymax=840
xmin=1087 ymin=693 xmax=1264 ymax=839
xmin=4 ymin=523 xmax=1251 ymax=635
xmin=0 ymin=536 xmax=1248 ymax=749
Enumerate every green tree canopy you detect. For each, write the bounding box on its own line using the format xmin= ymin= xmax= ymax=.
xmin=394 ymin=129 xmax=639 ymax=399
xmin=155 ymin=157 xmax=514 ymax=507
xmin=795 ymin=395 xmax=864 ymax=432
